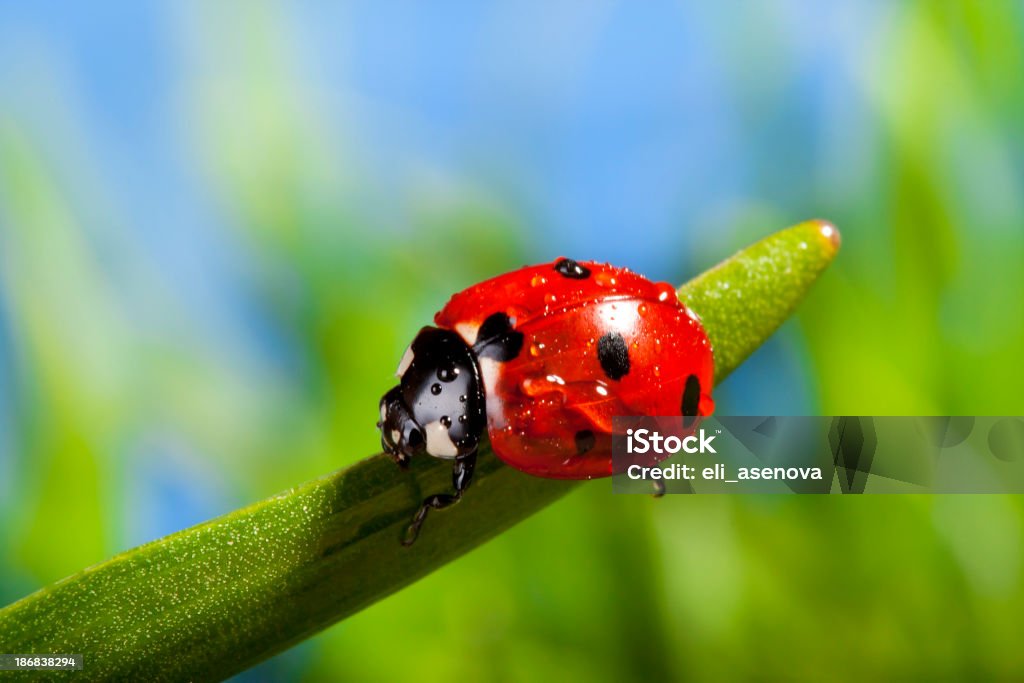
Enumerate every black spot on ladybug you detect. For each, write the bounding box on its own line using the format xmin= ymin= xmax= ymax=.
xmin=474 ymin=312 xmax=524 ymax=362
xmin=554 ymin=258 xmax=591 ymax=279
xmin=597 ymin=332 xmax=630 ymax=380
xmin=575 ymin=429 xmax=595 ymax=455
xmin=681 ymin=374 xmax=701 ymax=428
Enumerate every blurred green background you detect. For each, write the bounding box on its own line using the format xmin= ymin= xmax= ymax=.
xmin=2 ymin=2 xmax=1023 ymax=680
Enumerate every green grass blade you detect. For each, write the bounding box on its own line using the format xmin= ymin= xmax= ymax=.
xmin=0 ymin=220 xmax=840 ymax=682
xmin=679 ymin=219 xmax=841 ymax=384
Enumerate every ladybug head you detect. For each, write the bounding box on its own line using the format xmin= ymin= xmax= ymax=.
xmin=378 ymin=327 xmax=486 ymax=465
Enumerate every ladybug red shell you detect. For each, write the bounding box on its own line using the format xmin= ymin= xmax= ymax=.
xmin=379 ymin=258 xmax=714 ymax=544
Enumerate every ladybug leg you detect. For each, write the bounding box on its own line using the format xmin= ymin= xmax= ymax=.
xmin=402 ymin=451 xmax=477 ymax=546
xmin=652 ymin=479 xmax=666 ymax=497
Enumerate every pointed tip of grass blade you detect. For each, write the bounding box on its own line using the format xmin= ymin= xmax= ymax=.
xmin=678 ymin=219 xmax=841 ymax=384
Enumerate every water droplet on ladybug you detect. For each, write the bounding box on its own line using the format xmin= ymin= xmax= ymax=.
xmin=437 ymin=367 xmax=458 ymax=382
xmin=459 ymin=394 xmax=468 ymax=402
xmin=653 ymin=365 xmax=661 ymax=377
xmin=595 ymin=272 xmax=617 ymax=287
xmin=544 ymin=292 xmax=557 ymax=304
xmin=440 ymin=415 xmax=452 ymax=428
xmin=506 ymin=306 xmax=527 ymax=323
xmin=530 ymin=342 xmax=546 ymax=357
xmin=431 ymin=383 xmax=442 ymax=395
xmin=638 ymin=303 xmax=648 ymax=316
xmin=458 ymin=414 xmax=467 ymax=423
xmin=531 ymin=275 xmax=547 ymax=287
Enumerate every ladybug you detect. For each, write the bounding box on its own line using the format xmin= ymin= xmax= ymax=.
xmin=378 ymin=258 xmax=714 ymax=544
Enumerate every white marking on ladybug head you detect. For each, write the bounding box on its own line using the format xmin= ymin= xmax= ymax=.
xmin=390 ymin=429 xmax=401 ymax=445
xmin=455 ymin=322 xmax=479 ymax=346
xmin=379 ymin=402 xmax=387 ymax=425
xmin=477 ymin=356 xmax=500 ymax=389
xmin=424 ymin=420 xmax=459 ymax=459
xmin=477 ymin=356 xmax=505 ymax=423
xmin=395 ymin=345 xmax=415 ymax=377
